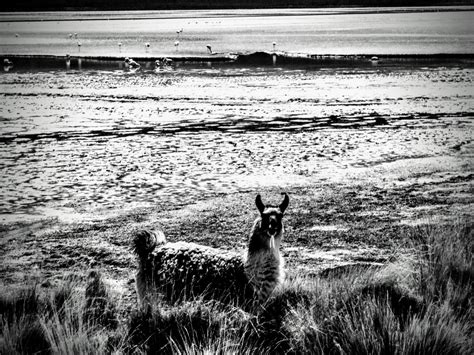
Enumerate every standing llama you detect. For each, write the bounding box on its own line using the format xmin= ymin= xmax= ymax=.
xmin=133 ymin=193 xmax=289 ymax=308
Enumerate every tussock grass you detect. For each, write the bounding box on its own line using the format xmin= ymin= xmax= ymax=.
xmin=0 ymin=273 xmax=121 ymax=355
xmin=412 ymin=222 xmax=473 ymax=316
xmin=1 ymin=222 xmax=472 ymax=354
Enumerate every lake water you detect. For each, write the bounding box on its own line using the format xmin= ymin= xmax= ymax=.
xmin=0 ymin=8 xmax=473 ymax=56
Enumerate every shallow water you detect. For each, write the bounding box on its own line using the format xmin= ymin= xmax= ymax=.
xmin=1 ymin=62 xmax=473 ymax=219
xmin=1 ymin=9 xmax=473 ymax=56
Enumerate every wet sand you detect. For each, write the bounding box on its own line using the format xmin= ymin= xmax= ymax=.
xmin=1 ymin=62 xmax=472 ymax=217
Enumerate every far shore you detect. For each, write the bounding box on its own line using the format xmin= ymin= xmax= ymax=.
xmin=1 ymin=6 xmax=473 ymax=22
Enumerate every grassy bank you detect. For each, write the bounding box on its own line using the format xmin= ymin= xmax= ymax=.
xmin=1 ymin=221 xmax=471 ymax=354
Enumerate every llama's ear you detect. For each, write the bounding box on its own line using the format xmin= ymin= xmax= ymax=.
xmin=279 ymin=193 xmax=289 ymax=213
xmin=255 ymin=194 xmax=265 ymax=213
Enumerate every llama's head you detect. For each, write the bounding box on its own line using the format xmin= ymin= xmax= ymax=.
xmin=255 ymin=193 xmax=289 ymax=245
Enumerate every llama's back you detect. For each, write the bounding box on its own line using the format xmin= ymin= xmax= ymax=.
xmin=138 ymin=239 xmax=251 ymax=304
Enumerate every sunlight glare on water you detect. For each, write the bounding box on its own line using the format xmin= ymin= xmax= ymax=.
xmin=0 ymin=9 xmax=473 ymax=56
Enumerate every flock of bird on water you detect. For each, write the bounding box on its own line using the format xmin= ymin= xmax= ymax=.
xmin=74 ymin=28 xmax=215 ymax=71
xmin=3 ymin=29 xmax=286 ymax=72
xmin=3 ymin=29 xmax=381 ymax=72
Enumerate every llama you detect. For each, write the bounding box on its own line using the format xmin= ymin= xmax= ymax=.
xmin=133 ymin=193 xmax=289 ymax=308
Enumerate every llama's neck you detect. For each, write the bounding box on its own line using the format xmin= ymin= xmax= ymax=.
xmin=244 ymin=218 xmax=285 ymax=300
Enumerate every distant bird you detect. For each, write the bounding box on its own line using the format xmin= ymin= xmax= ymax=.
xmin=77 ymin=42 xmax=82 ymax=52
xmin=15 ymin=33 xmax=19 ymax=38
xmin=206 ymin=44 xmax=212 ymax=54
xmin=145 ymin=42 xmax=150 ymax=53
xmin=124 ymin=57 xmax=140 ymax=69
xmin=370 ymin=56 xmax=379 ymax=66
xmin=176 ymin=28 xmax=183 ymax=39
xmin=273 ymin=42 xmax=276 ymax=51
xmin=155 ymin=58 xmax=173 ymax=71
xmin=174 ymin=41 xmax=180 ymax=51
xmin=118 ymin=42 xmax=122 ymax=53
xmin=3 ymin=58 xmax=13 ymax=72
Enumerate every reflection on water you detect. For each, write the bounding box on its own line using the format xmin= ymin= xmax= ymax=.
xmin=0 ymin=62 xmax=473 ymax=217
xmin=3 ymin=55 xmax=474 ymax=73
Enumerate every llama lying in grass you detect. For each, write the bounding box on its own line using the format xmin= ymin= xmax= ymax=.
xmin=133 ymin=193 xmax=289 ymax=308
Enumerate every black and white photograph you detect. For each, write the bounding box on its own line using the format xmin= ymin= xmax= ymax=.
xmin=0 ymin=1 xmax=473 ymax=353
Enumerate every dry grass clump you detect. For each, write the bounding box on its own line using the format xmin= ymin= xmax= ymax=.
xmin=0 ymin=288 xmax=50 ymax=354
xmin=1 ymin=221 xmax=472 ymax=354
xmin=0 ymin=272 xmax=120 ymax=355
xmin=413 ymin=222 xmax=473 ymax=316
xmin=128 ymin=299 xmax=252 ymax=354
xmin=281 ymin=221 xmax=472 ymax=355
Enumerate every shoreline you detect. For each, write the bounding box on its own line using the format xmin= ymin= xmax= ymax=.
xmin=3 ymin=52 xmax=474 ymax=66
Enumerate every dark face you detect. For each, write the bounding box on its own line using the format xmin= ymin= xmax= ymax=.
xmin=255 ymin=193 xmax=289 ymax=237
xmin=260 ymin=207 xmax=284 ymax=237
